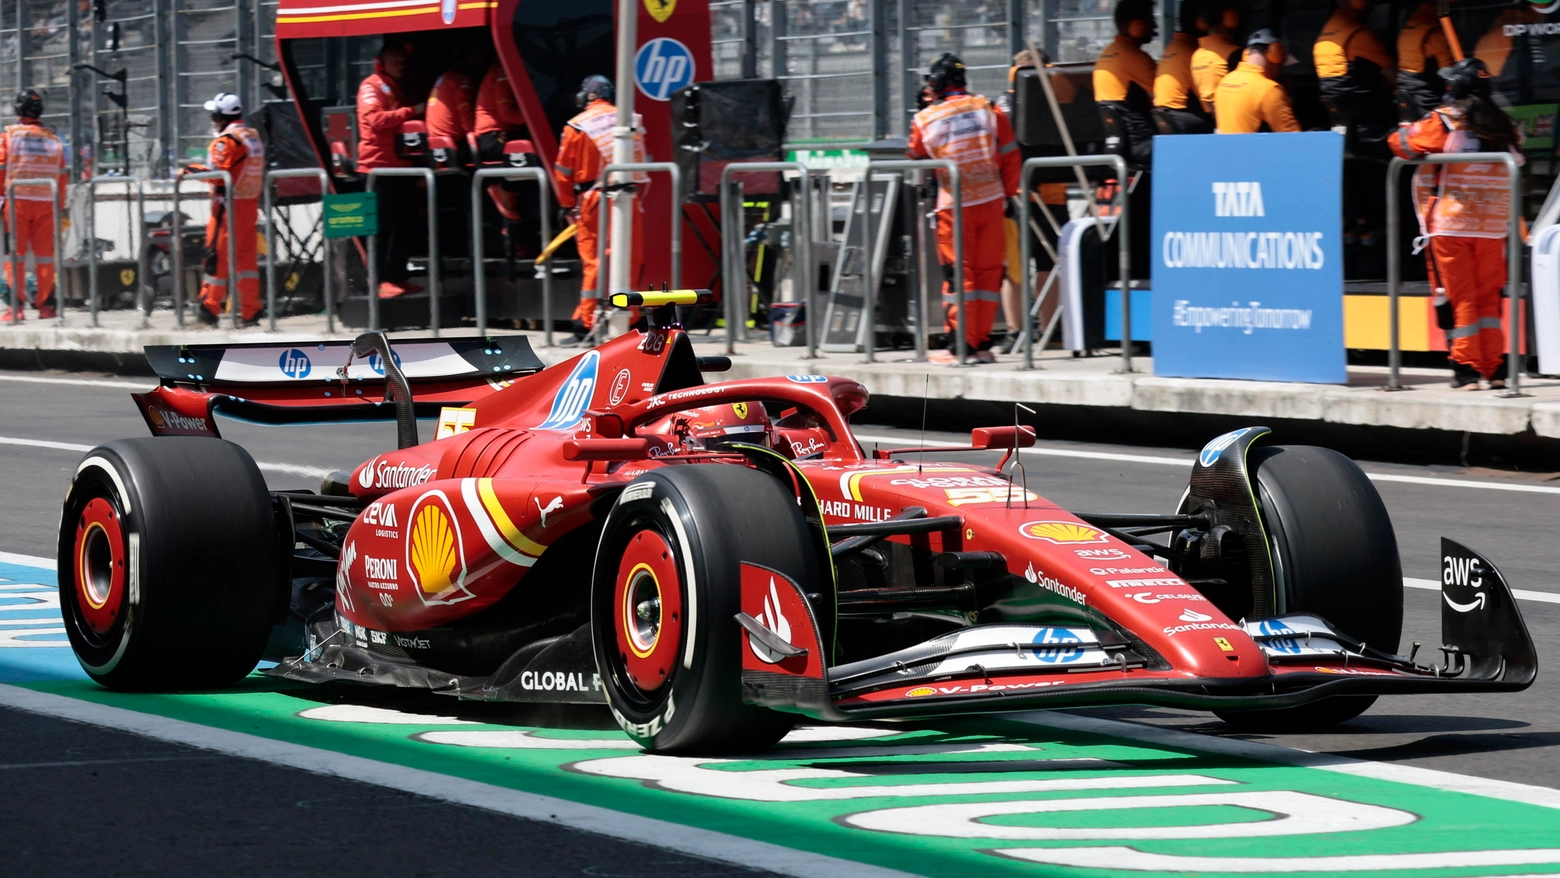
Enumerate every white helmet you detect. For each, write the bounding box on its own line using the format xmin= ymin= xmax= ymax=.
xmin=203 ymin=92 xmax=243 ymax=115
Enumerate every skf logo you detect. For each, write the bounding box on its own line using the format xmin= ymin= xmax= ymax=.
xmin=644 ymin=0 xmax=676 ymax=22
xmin=407 ymin=492 xmax=471 ymax=605
xmin=1213 ymin=182 xmax=1265 ymax=217
xmin=1019 ymin=521 xmax=1108 ymax=544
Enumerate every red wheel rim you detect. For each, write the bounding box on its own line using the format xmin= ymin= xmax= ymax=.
xmin=73 ymin=496 xmax=125 ymax=636
xmin=613 ymin=529 xmax=683 ymax=692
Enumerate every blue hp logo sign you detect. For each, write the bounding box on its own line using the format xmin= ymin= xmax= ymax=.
xmin=278 ymin=348 xmax=312 ymax=379
xmin=367 ymin=350 xmax=402 ymax=376
xmin=635 ymin=38 xmax=694 ymax=101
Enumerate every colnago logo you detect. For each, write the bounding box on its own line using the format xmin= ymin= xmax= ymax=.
xmin=536 ymin=350 xmax=600 ymax=430
xmin=1213 ymin=181 xmax=1264 ymax=217
xmin=278 ymin=348 xmax=312 ymax=379
xmin=1024 ymin=563 xmax=1086 ymax=605
xmin=1443 ymin=553 xmax=1486 ymax=613
xmin=361 ymin=458 xmax=435 ymax=490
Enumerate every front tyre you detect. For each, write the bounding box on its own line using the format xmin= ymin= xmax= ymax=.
xmin=58 ymin=438 xmax=281 ymax=690
xmin=1215 ymin=444 xmax=1403 ymax=730
xmin=592 ymin=465 xmax=816 ymax=753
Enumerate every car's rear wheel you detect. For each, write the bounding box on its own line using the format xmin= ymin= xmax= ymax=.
xmin=1215 ymin=444 xmax=1403 ymax=730
xmin=58 ymin=438 xmax=281 ymax=690
xmin=592 ymin=464 xmax=812 ymax=753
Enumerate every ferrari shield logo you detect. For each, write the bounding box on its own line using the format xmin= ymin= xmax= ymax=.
xmin=732 ymin=402 xmax=748 ymax=419
xmin=645 ymin=0 xmax=676 ymax=23
xmin=118 ymin=268 xmax=135 ymax=287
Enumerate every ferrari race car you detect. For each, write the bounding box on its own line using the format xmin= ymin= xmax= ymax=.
xmin=58 ymin=294 xmax=1536 ymax=752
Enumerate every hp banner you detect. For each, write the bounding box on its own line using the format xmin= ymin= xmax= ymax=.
xmin=1151 ymin=132 xmax=1345 ymax=383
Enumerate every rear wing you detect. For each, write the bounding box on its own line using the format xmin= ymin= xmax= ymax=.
xmin=134 ymin=335 xmax=543 ymax=437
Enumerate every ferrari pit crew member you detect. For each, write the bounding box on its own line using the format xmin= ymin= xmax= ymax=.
xmin=427 ymin=57 xmax=479 ymax=163
xmin=1154 ymin=0 xmax=1211 ymax=133
xmin=1093 ymin=0 xmax=1158 ymax=165
xmin=0 ymin=89 xmax=64 ymax=324
xmin=1214 ymin=30 xmax=1300 ymax=134
xmin=1191 ymin=0 xmax=1242 ymax=115
xmin=1313 ymin=0 xmax=1396 ymax=155
xmin=357 ymin=39 xmax=427 ymax=299
xmin=1390 ymin=58 xmax=1522 ymax=390
xmin=476 ymin=60 xmax=529 ymax=222
xmin=908 ymin=53 xmax=1020 ymax=365
xmin=1397 ymin=1 xmax=1454 ymax=119
xmin=552 ymin=74 xmax=648 ymax=342
xmin=190 ymin=93 xmax=265 ymax=327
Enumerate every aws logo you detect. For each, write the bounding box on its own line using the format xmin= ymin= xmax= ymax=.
xmin=406 ymin=491 xmax=473 ymax=605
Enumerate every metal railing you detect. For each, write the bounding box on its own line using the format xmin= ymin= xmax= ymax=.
xmin=1018 ymin=154 xmax=1130 ymax=372
xmin=5 ymin=177 xmax=63 ymax=324
xmin=471 ymin=167 xmax=553 ymax=341
xmin=82 ymin=175 xmax=147 ymax=328
xmin=593 ymin=162 xmax=682 ymax=335
xmin=1386 ymin=152 xmax=1524 ymax=396
xmin=721 ymin=161 xmax=813 ymax=356
xmin=365 ymin=167 xmax=440 ymax=336
xmin=864 ymin=159 xmax=961 ymax=363
xmin=169 ymin=170 xmax=234 ymax=329
xmin=264 ymin=168 xmax=332 ymax=334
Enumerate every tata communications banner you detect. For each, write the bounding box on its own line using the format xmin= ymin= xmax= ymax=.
xmin=1152 ymin=132 xmax=1345 ymax=383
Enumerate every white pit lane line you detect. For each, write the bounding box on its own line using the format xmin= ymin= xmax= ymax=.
xmin=0 ymin=435 xmax=332 ymax=482
xmin=0 ymin=374 xmax=152 ymax=390
xmin=851 ymin=432 xmax=1560 ymax=496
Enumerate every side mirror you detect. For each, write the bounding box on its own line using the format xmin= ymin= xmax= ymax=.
xmin=562 ymin=438 xmax=650 ymax=462
xmin=971 ymin=426 xmax=1036 ymax=450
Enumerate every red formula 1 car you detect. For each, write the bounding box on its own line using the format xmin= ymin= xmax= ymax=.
xmin=58 ymin=294 xmax=1536 ymax=752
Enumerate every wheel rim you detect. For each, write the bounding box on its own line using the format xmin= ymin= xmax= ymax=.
xmin=613 ymin=529 xmax=683 ymax=693
xmin=73 ymin=496 xmax=126 ymax=637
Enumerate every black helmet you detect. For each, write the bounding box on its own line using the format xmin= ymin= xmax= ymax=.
xmin=1440 ymin=57 xmax=1492 ymax=101
xmin=14 ymin=90 xmax=42 ymax=119
xmin=576 ymin=74 xmax=614 ymax=108
xmin=926 ymin=53 xmax=967 ymax=92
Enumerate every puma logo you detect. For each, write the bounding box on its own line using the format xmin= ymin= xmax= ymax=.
xmin=535 ymin=495 xmax=564 ymax=528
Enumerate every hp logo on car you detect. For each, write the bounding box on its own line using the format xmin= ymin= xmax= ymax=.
xmin=635 ymin=38 xmax=694 ymax=101
xmin=367 ymin=350 xmax=402 ymax=376
xmin=535 ymin=350 xmax=600 ymax=431
xmin=1030 ymin=628 xmax=1084 ymax=664
xmin=278 ymin=348 xmax=312 ymax=379
xmin=1257 ymin=618 xmax=1303 ymax=654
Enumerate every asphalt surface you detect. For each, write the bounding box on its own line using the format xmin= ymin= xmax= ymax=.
xmin=4 ymin=368 xmax=1560 ymax=872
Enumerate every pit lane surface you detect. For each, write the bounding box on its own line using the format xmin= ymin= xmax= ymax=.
xmin=4 ymin=369 xmax=1560 ymax=877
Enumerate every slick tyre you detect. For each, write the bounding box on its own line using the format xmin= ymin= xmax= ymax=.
xmin=592 ymin=465 xmax=812 ymax=753
xmin=58 ymin=438 xmax=281 ymax=690
xmin=1215 ymin=444 xmax=1403 ymax=730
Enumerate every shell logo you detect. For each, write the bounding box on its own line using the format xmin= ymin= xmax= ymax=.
xmin=406 ymin=491 xmax=471 ymax=604
xmin=146 ymin=406 xmax=165 ymax=429
xmin=1020 ymin=520 xmax=1109 ymax=545
xmin=906 ymin=687 xmax=937 ymax=697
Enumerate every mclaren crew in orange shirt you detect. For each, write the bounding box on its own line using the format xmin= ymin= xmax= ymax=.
xmin=1314 ymin=0 xmax=1397 ymax=154
xmin=1191 ymin=0 xmax=1242 ymax=115
xmin=908 ymin=53 xmax=1020 ymax=365
xmin=0 ymin=89 xmax=65 ymax=324
xmin=1475 ymin=7 xmax=1543 ymax=78
xmin=357 ymin=40 xmax=427 ymax=299
xmin=1398 ymin=1 xmax=1454 ymax=119
xmin=552 ymin=74 xmax=649 ymax=342
xmin=1390 ymin=59 xmax=1523 ymax=390
xmin=1093 ymin=0 xmax=1158 ymax=165
xmin=1214 ymin=30 xmax=1301 ymax=134
xmin=190 ymin=93 xmax=266 ymax=326
xmin=1154 ymin=0 xmax=1211 ymax=133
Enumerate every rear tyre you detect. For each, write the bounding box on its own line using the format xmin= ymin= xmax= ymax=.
xmin=58 ymin=438 xmax=281 ymax=690
xmin=592 ymin=465 xmax=813 ymax=753
xmin=1215 ymin=445 xmax=1403 ymax=731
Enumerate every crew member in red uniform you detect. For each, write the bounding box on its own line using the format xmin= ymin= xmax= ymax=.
xmin=357 ymin=40 xmax=426 ymax=298
xmin=0 ymin=90 xmax=65 ymax=323
xmin=1390 ymin=59 xmax=1522 ymax=390
xmin=190 ymin=93 xmax=265 ymax=326
xmin=552 ymin=74 xmax=648 ymax=343
xmin=908 ymin=54 xmax=1020 ymax=364
xmin=475 ymin=61 xmax=529 ymax=221
xmin=426 ymin=60 xmax=479 ymax=163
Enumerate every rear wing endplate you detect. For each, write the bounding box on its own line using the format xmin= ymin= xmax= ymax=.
xmin=145 ymin=335 xmax=542 ymax=387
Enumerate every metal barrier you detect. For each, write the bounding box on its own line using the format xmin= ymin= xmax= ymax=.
xmin=720 ymin=161 xmax=813 ymax=356
xmin=365 ymin=167 xmax=440 ymax=335
xmin=169 ymin=171 xmax=235 ymax=329
xmin=1387 ymin=152 xmax=1524 ymax=396
xmin=864 ymin=159 xmax=961 ymax=363
xmin=1018 ymin=154 xmax=1130 ymax=372
xmin=264 ymin=168 xmax=333 ymax=334
xmin=81 ymin=176 xmax=146 ymax=327
xmin=471 ymin=167 xmax=553 ymax=342
xmin=593 ymin=162 xmax=682 ymax=335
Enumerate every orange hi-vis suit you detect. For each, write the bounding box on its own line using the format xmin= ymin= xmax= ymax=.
xmin=199 ymin=121 xmax=266 ymax=322
xmin=426 ymin=69 xmax=477 ymax=148
xmin=553 ymin=99 xmax=648 ymax=330
xmin=0 ymin=118 xmax=65 ymax=310
xmin=1391 ymin=107 xmax=1522 ymax=380
xmin=907 ymin=89 xmax=1020 ymax=351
